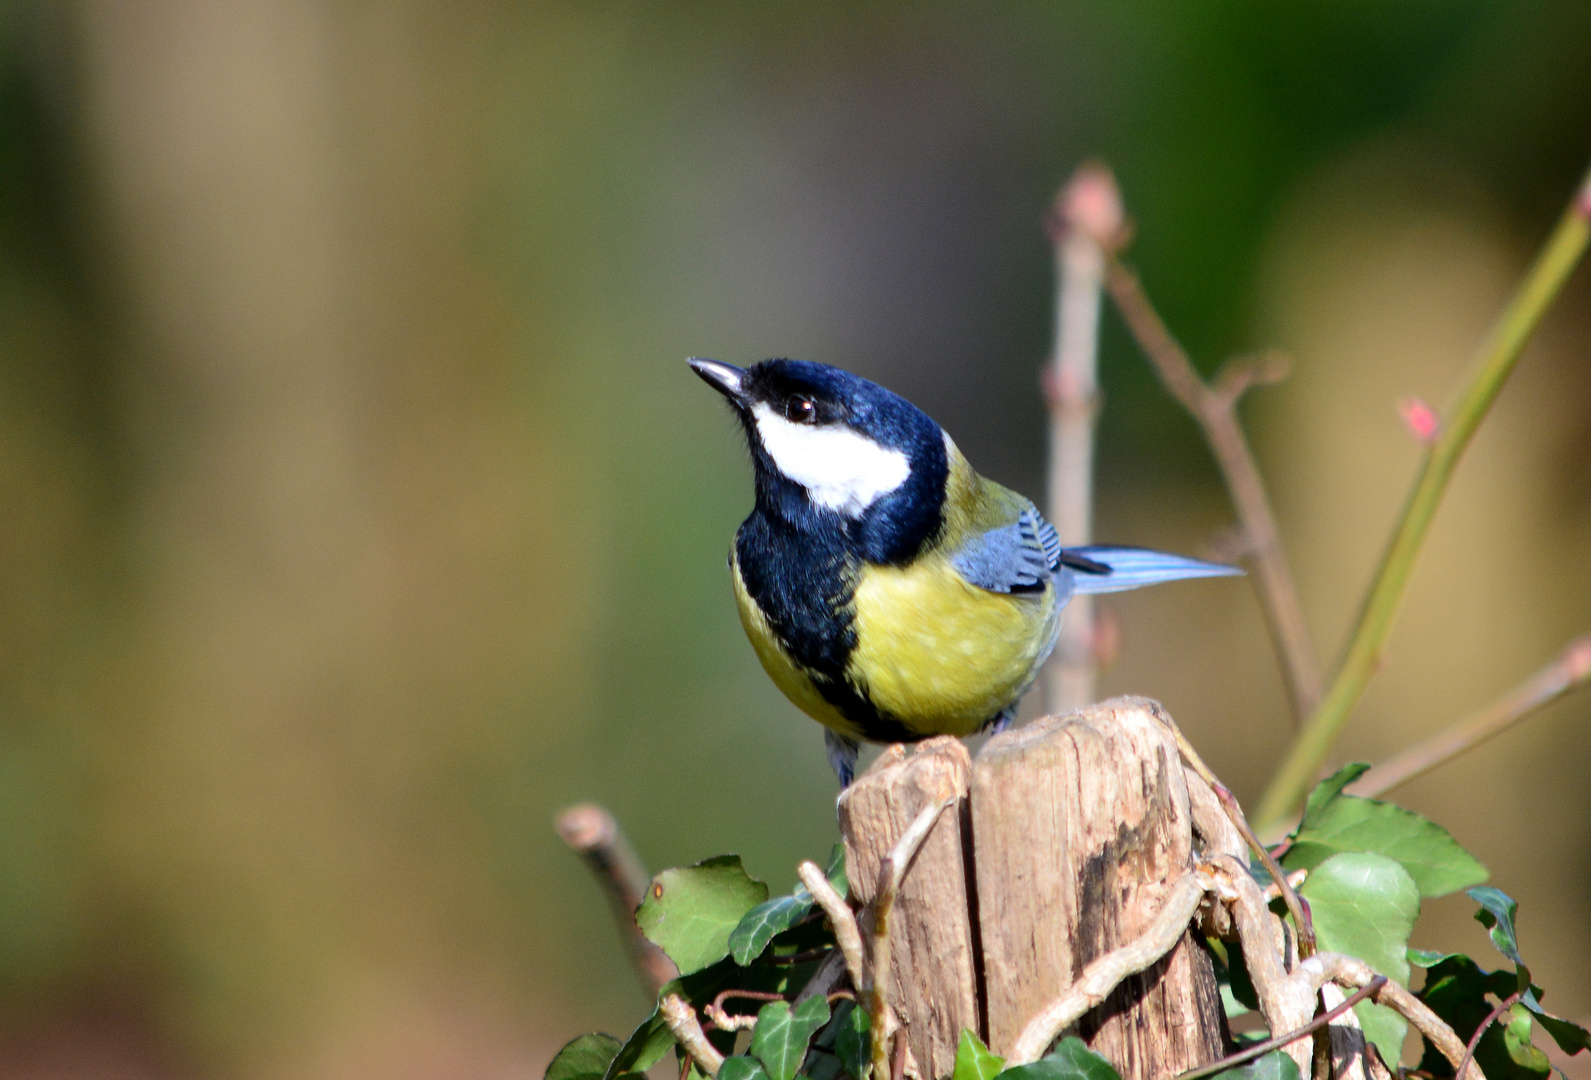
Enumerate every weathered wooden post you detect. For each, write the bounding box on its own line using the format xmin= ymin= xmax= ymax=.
xmin=839 ymin=698 xmax=1226 ymax=1080
xmin=838 ymin=737 xmax=980 ymax=1080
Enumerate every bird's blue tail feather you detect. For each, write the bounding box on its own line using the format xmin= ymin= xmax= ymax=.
xmin=1065 ymin=545 xmax=1241 ymax=595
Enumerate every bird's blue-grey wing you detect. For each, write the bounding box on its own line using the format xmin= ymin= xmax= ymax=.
xmin=950 ymin=511 xmax=1240 ymax=597
xmin=949 ymin=507 xmax=1053 ymax=594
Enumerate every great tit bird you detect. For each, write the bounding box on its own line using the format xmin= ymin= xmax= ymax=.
xmin=690 ymin=357 xmax=1239 ymax=787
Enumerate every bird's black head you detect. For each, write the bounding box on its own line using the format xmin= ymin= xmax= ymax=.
xmin=689 ymin=357 xmax=949 ymax=564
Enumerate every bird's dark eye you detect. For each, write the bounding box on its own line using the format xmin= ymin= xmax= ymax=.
xmin=785 ymin=395 xmax=817 ymax=424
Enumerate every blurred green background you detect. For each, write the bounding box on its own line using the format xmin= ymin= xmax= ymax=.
xmin=0 ymin=1 xmax=1585 ymax=1077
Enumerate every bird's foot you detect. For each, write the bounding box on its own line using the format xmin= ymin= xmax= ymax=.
xmin=824 ymin=730 xmax=860 ymax=789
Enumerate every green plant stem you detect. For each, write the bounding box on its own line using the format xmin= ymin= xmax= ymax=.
xmin=1254 ymin=165 xmax=1591 ymax=833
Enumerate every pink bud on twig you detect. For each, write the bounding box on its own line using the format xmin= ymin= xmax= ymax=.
xmin=1564 ymin=637 xmax=1591 ymax=682
xmin=1398 ymin=396 xmax=1441 ymax=443
xmin=1047 ymin=160 xmax=1125 ymax=250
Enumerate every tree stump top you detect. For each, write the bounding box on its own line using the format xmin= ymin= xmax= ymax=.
xmin=839 ymin=698 xmax=1224 ymax=1080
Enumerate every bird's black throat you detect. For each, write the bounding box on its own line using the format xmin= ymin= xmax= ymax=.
xmin=732 ymin=444 xmax=947 ymax=746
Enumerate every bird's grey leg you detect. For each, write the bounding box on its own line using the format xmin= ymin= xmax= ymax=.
xmin=824 ymin=729 xmax=860 ymax=789
xmin=985 ymin=704 xmax=1019 ymax=736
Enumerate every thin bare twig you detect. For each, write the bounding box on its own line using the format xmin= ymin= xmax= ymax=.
xmin=1349 ymin=635 xmax=1591 ymax=798
xmin=1007 ymin=871 xmax=1209 ymax=1064
xmin=1043 ymin=161 xmax=1121 ymax=713
xmin=1257 ymin=163 xmax=1591 ymax=832
xmin=1211 ymin=859 xmax=1481 ymax=1080
xmin=661 ymin=993 xmax=725 ymax=1077
xmin=868 ymin=799 xmax=952 ymax=1080
xmin=1168 ymin=721 xmax=1316 ymax=957
xmin=891 ymin=1029 xmax=909 ymax=1080
xmin=1210 ymin=856 xmax=1318 ymax=1076
xmin=1303 ymin=954 xmax=1487 ymax=1080
xmin=797 ymin=861 xmax=866 ymax=991
xmin=705 ymin=990 xmax=785 ymax=1032
xmin=1311 ymin=1008 xmax=1334 ymax=1080
xmin=1457 ymin=990 xmax=1523 ymax=1080
xmin=1263 ymin=870 xmax=1310 ymax=902
xmin=556 ymin=803 xmax=678 ymax=994
xmin=1174 ymin=976 xmax=1387 ymax=1080
xmin=793 ymin=950 xmax=849 ymax=1006
xmin=1099 ymin=230 xmax=1321 ymax=723
xmin=1214 ymin=782 xmax=1316 ymax=959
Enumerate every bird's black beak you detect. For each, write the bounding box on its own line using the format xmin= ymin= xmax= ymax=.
xmin=688 ymin=358 xmax=748 ymax=405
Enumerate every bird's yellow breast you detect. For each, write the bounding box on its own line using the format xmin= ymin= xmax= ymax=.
xmin=847 ymin=553 xmax=1058 ymax=737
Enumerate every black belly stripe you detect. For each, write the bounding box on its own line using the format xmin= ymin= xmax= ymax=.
xmin=839 ymin=696 xmax=916 ymax=744
xmin=735 ymin=511 xmax=922 ymax=744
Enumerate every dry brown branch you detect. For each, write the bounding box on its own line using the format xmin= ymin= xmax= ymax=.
xmin=1007 ymin=870 xmax=1209 ymax=1065
xmin=661 ymin=993 xmax=725 ymax=1077
xmin=1043 ymin=161 xmax=1121 ymax=712
xmin=1173 ymin=975 xmax=1386 ymax=1080
xmin=1300 ymin=953 xmax=1486 ymax=1080
xmin=1167 ymin=721 xmax=1316 ymax=957
xmin=1349 ymin=634 xmax=1591 ymax=798
xmin=867 ymin=798 xmax=952 ymax=1080
xmin=1262 ymin=870 xmax=1309 ymax=902
xmin=704 ymin=990 xmax=784 ymax=1033
xmin=797 ymin=860 xmax=866 ymax=990
xmin=1321 ymin=981 xmax=1392 ymax=1080
xmin=1209 ymin=856 xmax=1317 ymax=1076
xmin=1458 ymin=991 xmax=1523 ymax=1080
xmin=1184 ymin=765 xmax=1248 ymax=862
xmin=1098 ymin=235 xmax=1321 ymax=722
xmin=792 ymin=950 xmax=849 ymax=1006
xmin=1210 ymin=860 xmax=1472 ymax=1080
xmin=890 ymin=1029 xmax=910 ymax=1080
xmin=556 ymin=803 xmax=679 ymax=994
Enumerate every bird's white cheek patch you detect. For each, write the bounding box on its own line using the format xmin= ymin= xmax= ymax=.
xmin=752 ymin=405 xmax=910 ymax=517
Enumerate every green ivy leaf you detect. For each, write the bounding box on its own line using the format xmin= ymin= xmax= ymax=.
xmin=1210 ymin=937 xmax=1260 ymax=1014
xmin=545 ymin=1034 xmax=622 ymax=1080
xmin=729 ymin=846 xmax=846 ymax=966
xmin=996 ymin=1037 xmax=1121 ymax=1080
xmin=953 ymin=1030 xmax=1006 ymax=1080
xmin=1212 ymin=1050 xmax=1301 ymax=1080
xmin=806 ymin=1050 xmax=846 ymax=1080
xmin=1505 ymin=1007 xmax=1552 ymax=1073
xmin=601 ymin=958 xmax=756 ymax=1080
xmin=749 ymin=995 xmax=831 ymax=1080
xmin=826 ymin=843 xmax=849 ymax=899
xmin=731 ymin=895 xmax=814 ymax=966
xmin=1433 ymin=890 xmax=1591 ymax=1062
xmin=835 ymin=997 xmax=871 ymax=1078
xmin=1300 ymin=852 xmax=1420 ymax=1064
xmin=636 ymin=856 xmax=770 ymax=975
xmin=1470 ymin=887 xmax=1527 ymax=978
xmin=811 ymin=999 xmax=853 ymax=1054
xmin=1299 ymin=764 xmax=1372 ymax=829
xmin=1413 ymin=953 xmax=1538 ymax=1080
xmin=718 ymin=1057 xmax=771 ymax=1080
xmin=1284 ymin=768 xmax=1487 ymax=898
xmin=1527 ymin=1008 xmax=1591 ymax=1058
xmin=602 ymin=1009 xmax=675 ymax=1080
